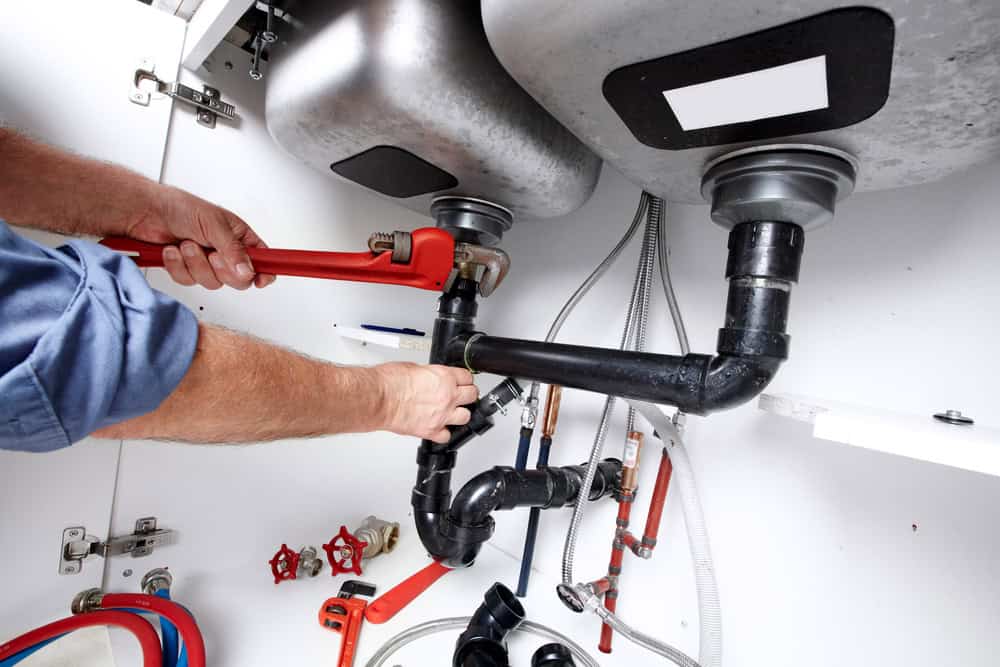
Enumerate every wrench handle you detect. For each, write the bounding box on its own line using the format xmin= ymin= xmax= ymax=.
xmin=99 ymin=228 xmax=455 ymax=291
xmin=364 ymin=560 xmax=452 ymax=624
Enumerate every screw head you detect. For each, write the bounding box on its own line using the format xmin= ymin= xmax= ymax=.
xmin=934 ymin=410 xmax=974 ymax=425
xmin=224 ymin=61 xmax=233 ymax=71
xmin=123 ymin=569 xmax=133 ymax=577
xmin=249 ymin=69 xmax=263 ymax=81
xmin=262 ymin=31 xmax=277 ymax=43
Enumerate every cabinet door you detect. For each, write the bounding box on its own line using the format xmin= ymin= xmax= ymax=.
xmin=0 ymin=0 xmax=185 ymax=643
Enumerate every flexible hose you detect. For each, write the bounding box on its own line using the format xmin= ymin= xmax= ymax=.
xmin=655 ymin=198 xmax=690 ymax=355
xmin=561 ymin=198 xmax=657 ymax=586
xmin=97 ymin=594 xmax=205 ymax=667
xmin=0 ymin=636 xmax=61 ymax=667
xmin=624 ymin=196 xmax=660 ymax=433
xmin=521 ymin=192 xmax=649 ymax=421
xmin=626 ymin=400 xmax=722 ymax=667
xmin=0 ymin=611 xmax=162 ymax=667
xmin=363 ymin=617 xmax=600 ymax=667
xmin=153 ymin=589 xmax=180 ymax=667
xmin=572 ymin=587 xmax=699 ymax=667
xmin=544 ymin=192 xmax=649 ymax=344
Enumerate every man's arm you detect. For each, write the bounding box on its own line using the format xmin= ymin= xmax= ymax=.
xmin=93 ymin=324 xmax=477 ymax=444
xmin=0 ymin=127 xmax=273 ymax=289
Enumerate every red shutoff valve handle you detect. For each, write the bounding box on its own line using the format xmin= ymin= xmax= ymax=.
xmin=323 ymin=526 xmax=368 ymax=577
xmin=268 ymin=543 xmax=300 ymax=584
xmin=99 ymin=227 xmax=456 ymax=292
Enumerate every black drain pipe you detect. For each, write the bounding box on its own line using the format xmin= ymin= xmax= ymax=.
xmin=445 ymin=221 xmax=803 ymax=416
xmin=412 ymin=278 xmax=622 ymax=567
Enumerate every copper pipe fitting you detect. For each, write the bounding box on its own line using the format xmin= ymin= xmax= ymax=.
xmin=620 ymin=431 xmax=643 ymax=492
xmin=541 ymin=385 xmax=563 ymax=438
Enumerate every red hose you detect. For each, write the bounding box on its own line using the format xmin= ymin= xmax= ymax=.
xmin=99 ymin=594 xmax=205 ymax=667
xmin=0 ymin=611 xmax=162 ymax=667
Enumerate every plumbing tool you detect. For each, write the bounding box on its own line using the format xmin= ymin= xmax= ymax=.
xmin=322 ymin=516 xmax=400 ymax=577
xmin=318 ymin=580 xmax=377 ymax=667
xmin=100 ymin=227 xmax=510 ymax=296
xmin=364 ymin=560 xmax=452 ymax=624
xmin=268 ymin=544 xmax=323 ymax=584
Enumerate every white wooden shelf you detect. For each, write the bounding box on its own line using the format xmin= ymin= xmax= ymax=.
xmin=759 ymin=393 xmax=1000 ymax=477
xmin=334 ymin=324 xmax=432 ymax=352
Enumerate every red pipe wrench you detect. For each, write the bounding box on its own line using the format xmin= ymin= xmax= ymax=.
xmin=318 ymin=580 xmax=377 ymax=667
xmin=100 ymin=227 xmax=509 ymax=296
xmin=100 ymin=228 xmax=453 ymax=292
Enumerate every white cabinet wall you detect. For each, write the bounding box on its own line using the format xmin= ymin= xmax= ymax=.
xmin=3 ymin=3 xmax=1000 ymax=666
xmin=0 ymin=0 xmax=185 ymax=652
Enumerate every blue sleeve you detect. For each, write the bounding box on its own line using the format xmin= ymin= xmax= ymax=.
xmin=0 ymin=221 xmax=198 ymax=452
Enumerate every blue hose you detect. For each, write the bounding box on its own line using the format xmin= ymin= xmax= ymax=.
xmin=513 ymin=426 xmax=533 ymax=472
xmin=516 ymin=435 xmax=553 ymax=596
xmin=1 ymin=593 xmax=193 ymax=667
xmin=0 ymin=635 xmax=63 ymax=667
xmin=154 ymin=589 xmax=180 ymax=667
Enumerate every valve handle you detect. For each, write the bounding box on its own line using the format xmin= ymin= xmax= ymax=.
xmin=364 ymin=560 xmax=452 ymax=624
xmin=322 ymin=526 xmax=368 ymax=577
xmin=268 ymin=543 xmax=300 ymax=584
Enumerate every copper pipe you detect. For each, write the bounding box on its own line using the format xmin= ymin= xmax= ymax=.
xmin=641 ymin=448 xmax=673 ymax=549
xmin=541 ymin=384 xmax=563 ymax=438
xmin=599 ymin=431 xmax=644 ymax=654
xmin=600 ymin=499 xmax=631 ymax=654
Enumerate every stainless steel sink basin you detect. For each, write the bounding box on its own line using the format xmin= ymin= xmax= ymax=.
xmin=265 ymin=0 xmax=602 ymax=222
xmin=482 ymin=1 xmax=1000 ymax=203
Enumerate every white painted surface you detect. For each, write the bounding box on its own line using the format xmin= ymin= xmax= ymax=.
xmin=182 ymin=0 xmax=255 ymax=70
xmin=101 ymin=38 xmax=1000 ymax=666
xmin=0 ymin=0 xmax=185 ymax=649
xmin=663 ymin=56 xmax=829 ymax=130
xmin=19 ymin=626 xmax=114 ymax=667
xmin=760 ymin=393 xmax=1000 ymax=477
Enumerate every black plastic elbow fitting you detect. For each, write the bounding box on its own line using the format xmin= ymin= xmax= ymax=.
xmin=446 ymin=221 xmax=804 ymax=415
xmin=418 ymin=459 xmax=621 ymax=567
xmin=454 ymin=583 xmax=525 ymax=667
xmin=531 ymin=643 xmax=577 ymax=667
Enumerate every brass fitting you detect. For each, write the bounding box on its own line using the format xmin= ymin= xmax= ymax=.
xmin=620 ymin=431 xmax=643 ymax=493
xmin=355 ymin=516 xmax=400 ymax=561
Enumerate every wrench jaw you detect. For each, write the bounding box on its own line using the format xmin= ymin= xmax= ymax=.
xmin=449 ymin=244 xmax=511 ymax=298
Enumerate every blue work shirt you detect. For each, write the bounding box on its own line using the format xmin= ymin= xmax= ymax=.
xmin=0 ymin=221 xmax=198 ymax=452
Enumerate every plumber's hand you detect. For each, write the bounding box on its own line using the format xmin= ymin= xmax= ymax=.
xmin=373 ymin=363 xmax=478 ymax=443
xmin=126 ymin=185 xmax=277 ymax=290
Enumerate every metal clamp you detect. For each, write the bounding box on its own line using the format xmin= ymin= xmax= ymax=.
xmin=130 ymin=61 xmax=236 ymax=129
xmin=60 ymin=517 xmax=176 ymax=575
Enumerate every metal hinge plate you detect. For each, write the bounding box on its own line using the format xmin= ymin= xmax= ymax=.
xmin=59 ymin=517 xmax=176 ymax=575
xmin=130 ymin=60 xmax=236 ymax=128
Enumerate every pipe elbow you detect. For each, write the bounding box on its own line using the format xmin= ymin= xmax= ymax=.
xmin=451 ymin=469 xmax=508 ymax=527
xmin=454 ymin=583 xmax=525 ymax=667
xmin=697 ymin=354 xmax=782 ymax=414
